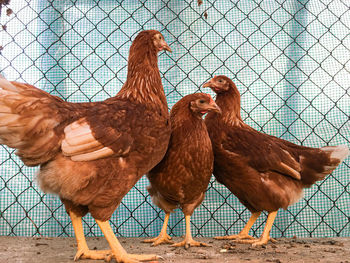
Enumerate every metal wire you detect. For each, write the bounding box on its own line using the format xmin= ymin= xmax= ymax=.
xmin=0 ymin=0 xmax=349 ymax=238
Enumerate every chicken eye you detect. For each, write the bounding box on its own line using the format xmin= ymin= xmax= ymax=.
xmin=199 ymin=99 xmax=205 ymax=104
xmin=218 ymin=79 xmax=223 ymax=83
xmin=159 ymin=35 xmax=162 ymax=40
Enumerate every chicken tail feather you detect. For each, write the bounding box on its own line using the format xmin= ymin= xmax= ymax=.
xmin=0 ymin=77 xmax=69 ymax=166
xmin=0 ymin=77 xmax=20 ymax=92
xmin=321 ymin=145 xmax=349 ymax=164
xmin=299 ymin=145 xmax=349 ymax=187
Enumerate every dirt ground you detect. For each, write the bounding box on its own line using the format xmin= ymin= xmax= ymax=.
xmin=0 ymin=236 xmax=349 ymax=263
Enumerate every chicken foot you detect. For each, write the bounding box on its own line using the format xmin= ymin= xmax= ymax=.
xmin=96 ymin=219 xmax=162 ymax=263
xmin=171 ymin=215 xmax=210 ymax=249
xmin=236 ymin=211 xmax=278 ymax=246
xmin=69 ymin=211 xmax=111 ymax=261
xmin=143 ymin=213 xmax=173 ymax=246
xmin=214 ymin=212 xmax=261 ymax=241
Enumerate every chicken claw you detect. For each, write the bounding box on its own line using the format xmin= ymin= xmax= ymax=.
xmin=236 ymin=236 xmax=277 ymax=246
xmin=143 ymin=233 xmax=173 ymax=246
xmin=171 ymin=239 xmax=210 ymax=250
xmin=74 ymin=249 xmax=111 ymax=261
xmin=69 ymin=211 xmax=111 ymax=261
xmin=236 ymin=211 xmax=278 ymax=247
xmin=170 ymin=215 xmax=211 ymax=249
xmin=214 ymin=233 xmax=256 ymax=241
xmin=214 ymin=212 xmax=261 ymax=242
xmin=143 ymin=213 xmax=173 ymax=246
xmin=105 ymin=253 xmax=162 ymax=263
xmin=96 ymin=219 xmax=163 ymax=263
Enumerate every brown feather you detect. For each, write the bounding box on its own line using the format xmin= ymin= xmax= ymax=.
xmin=147 ymin=93 xmax=216 ymax=216
xmin=0 ymin=30 xmax=171 ymax=223
xmin=205 ymin=75 xmax=349 ymax=212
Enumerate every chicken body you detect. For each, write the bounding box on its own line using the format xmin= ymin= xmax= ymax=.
xmin=144 ymin=93 xmax=220 ymax=248
xmin=0 ymin=30 xmax=172 ymax=263
xmin=204 ymin=75 xmax=349 ymax=246
xmin=39 ymin=99 xmax=169 ymax=221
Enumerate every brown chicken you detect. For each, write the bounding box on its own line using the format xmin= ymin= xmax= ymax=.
xmin=204 ymin=75 xmax=349 ymax=246
xmin=143 ymin=93 xmax=221 ymax=248
xmin=0 ymin=30 xmax=172 ymax=263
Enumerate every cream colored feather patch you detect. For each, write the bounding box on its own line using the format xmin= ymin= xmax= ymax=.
xmin=62 ymin=119 xmax=114 ymax=161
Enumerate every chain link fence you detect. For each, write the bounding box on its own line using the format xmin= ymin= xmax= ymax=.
xmin=0 ymin=0 xmax=349 ymax=239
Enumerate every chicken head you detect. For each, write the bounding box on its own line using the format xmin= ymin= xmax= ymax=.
xmin=152 ymin=32 xmax=172 ymax=52
xmin=203 ymin=75 xmax=234 ymax=93
xmin=189 ymin=93 xmax=221 ymax=116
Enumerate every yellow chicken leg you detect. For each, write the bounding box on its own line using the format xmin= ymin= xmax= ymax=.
xmin=214 ymin=212 xmax=261 ymax=241
xmin=69 ymin=211 xmax=110 ymax=261
xmin=237 ymin=211 xmax=278 ymax=246
xmin=95 ymin=219 xmax=161 ymax=263
xmin=143 ymin=213 xmax=173 ymax=246
xmin=171 ymin=215 xmax=210 ymax=249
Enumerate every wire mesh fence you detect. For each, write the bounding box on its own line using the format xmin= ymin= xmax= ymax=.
xmin=0 ymin=0 xmax=349 ymax=239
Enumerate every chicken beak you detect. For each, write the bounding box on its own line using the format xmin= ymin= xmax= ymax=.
xmin=161 ymin=40 xmax=172 ymax=52
xmin=208 ymin=101 xmax=222 ymax=114
xmin=163 ymin=44 xmax=172 ymax=52
xmin=202 ymin=81 xmax=212 ymax=88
